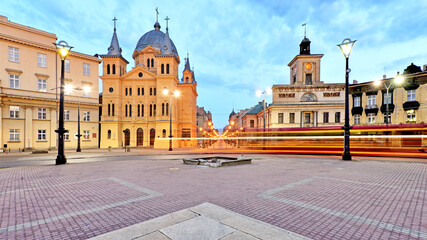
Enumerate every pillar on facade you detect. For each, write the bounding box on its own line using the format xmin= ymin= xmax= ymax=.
xmin=25 ymin=108 xmax=33 ymax=150
xmin=300 ymin=111 xmax=304 ymax=127
xmin=50 ymin=109 xmax=57 ymax=149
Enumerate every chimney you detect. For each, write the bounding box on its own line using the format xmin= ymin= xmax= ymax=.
xmin=353 ymin=80 xmax=358 ymax=84
xmin=423 ymin=65 xmax=427 ymax=72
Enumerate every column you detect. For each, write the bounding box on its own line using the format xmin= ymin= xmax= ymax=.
xmin=25 ymin=108 xmax=33 ymax=149
xmin=314 ymin=111 xmax=318 ymax=127
xmin=300 ymin=112 xmax=304 ymax=127
xmin=50 ymin=109 xmax=57 ymax=149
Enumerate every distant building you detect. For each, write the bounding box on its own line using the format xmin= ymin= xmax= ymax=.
xmin=240 ymin=102 xmax=264 ymax=129
xmin=99 ymin=15 xmax=198 ymax=149
xmin=264 ymin=34 xmax=345 ymax=128
xmin=0 ymin=15 xmax=100 ymax=151
xmin=349 ymin=63 xmax=427 ymax=125
xmin=196 ymin=106 xmax=211 ymax=146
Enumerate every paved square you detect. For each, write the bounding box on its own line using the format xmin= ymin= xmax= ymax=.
xmin=0 ymin=154 xmax=426 ymax=239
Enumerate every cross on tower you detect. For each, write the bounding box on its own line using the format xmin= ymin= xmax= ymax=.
xmin=113 ymin=17 xmax=117 ymax=31
xmin=302 ymin=23 xmax=307 ymax=38
xmin=165 ymin=16 xmax=170 ymax=30
xmin=156 ymin=7 xmax=159 ymax=22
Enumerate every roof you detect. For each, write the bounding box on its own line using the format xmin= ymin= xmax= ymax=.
xmin=245 ymin=103 xmax=264 ymax=115
xmin=135 ymin=21 xmax=179 ymax=57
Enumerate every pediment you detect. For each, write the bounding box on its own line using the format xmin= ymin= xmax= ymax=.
xmin=121 ymin=66 xmax=156 ymax=80
xmin=140 ymin=46 xmax=161 ymax=54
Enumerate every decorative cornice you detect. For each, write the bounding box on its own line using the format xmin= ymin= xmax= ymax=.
xmin=5 ymin=68 xmax=23 ymax=75
xmin=35 ymin=73 xmax=49 ymax=79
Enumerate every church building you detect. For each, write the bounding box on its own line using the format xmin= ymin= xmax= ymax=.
xmin=100 ymin=15 xmax=198 ymax=149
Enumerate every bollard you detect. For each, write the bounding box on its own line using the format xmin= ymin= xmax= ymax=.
xmin=108 ymin=146 xmax=111 ymax=152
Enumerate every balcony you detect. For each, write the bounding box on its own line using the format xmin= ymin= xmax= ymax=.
xmin=364 ymin=104 xmax=378 ymax=114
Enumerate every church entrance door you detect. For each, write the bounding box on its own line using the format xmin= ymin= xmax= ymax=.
xmin=137 ymin=128 xmax=143 ymax=146
xmin=150 ymin=128 xmax=155 ymax=147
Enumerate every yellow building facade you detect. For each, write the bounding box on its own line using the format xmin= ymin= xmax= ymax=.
xmin=100 ymin=17 xmax=198 ymax=149
xmin=0 ymin=16 xmax=100 ymax=151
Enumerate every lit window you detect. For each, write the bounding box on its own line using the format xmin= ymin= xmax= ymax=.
xmin=335 ymin=112 xmax=341 ymax=123
xmin=38 ymin=79 xmax=47 ymax=92
xmin=368 ymin=95 xmax=376 ymax=106
xmin=38 ymin=108 xmax=47 ymax=120
xmin=37 ymin=53 xmax=47 ymax=67
xmin=83 ymin=63 xmax=90 ymax=76
xmin=383 ymin=92 xmax=391 ymax=104
xmin=367 ymin=113 xmax=376 ymax=124
xmin=354 ymin=115 xmax=361 ymax=125
xmin=64 ymin=110 xmax=70 ymax=121
xmin=289 ymin=113 xmax=295 ymax=123
xmin=83 ymin=130 xmax=90 ymax=140
xmin=37 ymin=130 xmax=47 ymax=141
xmin=9 ymin=75 xmax=19 ymax=89
xmin=304 ymin=113 xmax=311 ymax=123
xmin=65 ymin=59 xmax=70 ymax=72
xmin=10 ymin=106 xmax=19 ymax=118
xmin=278 ymin=113 xmax=283 ymax=124
xmin=323 ymin=112 xmax=329 ymax=123
xmin=8 ymin=47 xmax=19 ymax=62
xmin=9 ymin=129 xmax=20 ymax=141
xmin=407 ymin=90 xmax=416 ymax=101
xmin=83 ymin=111 xmax=90 ymax=122
xmin=406 ymin=110 xmax=416 ymax=123
xmin=353 ymin=96 xmax=361 ymax=107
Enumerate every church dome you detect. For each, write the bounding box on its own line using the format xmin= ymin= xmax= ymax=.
xmin=135 ymin=22 xmax=179 ymax=56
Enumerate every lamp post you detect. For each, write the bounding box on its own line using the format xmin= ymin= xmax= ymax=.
xmin=65 ymin=85 xmax=91 ymax=152
xmin=256 ymin=88 xmax=272 ymax=149
xmin=338 ymin=38 xmax=356 ymax=161
xmin=54 ymin=41 xmax=72 ymax=165
xmin=374 ymin=75 xmax=404 ymax=125
xmin=163 ymin=88 xmax=180 ymax=151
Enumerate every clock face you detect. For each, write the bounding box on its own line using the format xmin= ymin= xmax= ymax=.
xmin=305 ymin=63 xmax=312 ymax=70
xmin=109 ymin=87 xmax=113 ymax=93
xmin=138 ymin=72 xmax=143 ymax=77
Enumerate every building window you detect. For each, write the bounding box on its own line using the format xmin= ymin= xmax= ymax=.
xmin=383 ymin=92 xmax=391 ymax=104
xmin=406 ymin=110 xmax=416 ymax=123
xmin=37 ymin=130 xmax=47 ymax=141
xmin=289 ymin=113 xmax=295 ymax=123
xmin=64 ymin=132 xmax=70 ymax=141
xmin=141 ymin=104 xmax=144 ymax=117
xmin=153 ymin=104 xmax=156 ymax=116
xmin=65 ymin=59 xmax=70 ymax=72
xmin=162 ymin=129 xmax=166 ymax=138
xmin=138 ymin=104 xmax=141 ymax=117
xmin=335 ymin=112 xmax=341 ymax=123
xmin=154 ymin=88 xmax=156 ymax=96
xmin=354 ymin=96 xmax=361 ymax=107
xmin=129 ymin=105 xmax=132 ymax=117
xmin=166 ymin=64 xmax=170 ymax=74
xmin=138 ymin=88 xmax=140 ymax=95
xmin=38 ymin=79 xmax=47 ymax=92
xmin=150 ymin=104 xmax=152 ymax=116
xmin=368 ymin=95 xmax=376 ymax=106
xmin=9 ymin=75 xmax=19 ymax=89
xmin=83 ymin=130 xmax=90 ymax=140
xmin=107 ymin=64 xmax=110 ymax=74
xmin=65 ymin=110 xmax=70 ymax=121
xmin=304 ymin=113 xmax=311 ymax=123
xmin=250 ymin=120 xmax=255 ymax=128
xmin=323 ymin=112 xmax=329 ymax=123
xmin=166 ymin=103 xmax=169 ymax=116
xmin=161 ymin=64 xmax=164 ymax=74
xmin=147 ymin=59 xmax=150 ymax=67
xmin=141 ymin=88 xmax=144 ymax=95
xmin=10 ymin=106 xmax=19 ymax=118
xmin=305 ymin=74 xmax=312 ymax=85
xmin=37 ymin=53 xmax=47 ymax=67
xmin=125 ymin=105 xmax=128 ymax=117
xmin=83 ymin=87 xmax=90 ymax=97
xmin=129 ymin=88 xmax=132 ymax=96
xmin=125 ymin=88 xmax=128 ymax=96
xmin=150 ymin=88 xmax=153 ymax=96
xmin=162 ymin=103 xmax=165 ymax=116
xmin=278 ymin=113 xmax=283 ymax=124
xmin=9 ymin=129 xmax=19 ymax=141
xmin=8 ymin=47 xmax=19 ymax=62
xmin=38 ymin=108 xmax=47 ymax=120
xmin=107 ymin=130 xmax=111 ymax=139
xmin=407 ymin=90 xmax=416 ymax=101
xmin=151 ymin=59 xmax=154 ymax=67
xmin=112 ymin=64 xmax=116 ymax=74
xmin=83 ymin=111 xmax=90 ymax=121
xmin=293 ymin=75 xmax=296 ymax=84
xmin=367 ymin=113 xmax=376 ymax=124
xmin=112 ymin=103 xmax=115 ymax=116
xmin=384 ymin=115 xmax=391 ymax=124
xmin=108 ymin=104 xmax=111 ymax=116
xmin=83 ymin=63 xmax=90 ymax=76
xmin=354 ymin=115 xmax=361 ymax=124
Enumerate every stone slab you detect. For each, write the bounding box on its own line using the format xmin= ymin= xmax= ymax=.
xmin=220 ymin=230 xmax=260 ymax=240
xmin=135 ymin=231 xmax=171 ymax=240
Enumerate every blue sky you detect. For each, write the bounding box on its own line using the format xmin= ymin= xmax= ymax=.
xmin=2 ymin=0 xmax=427 ymax=128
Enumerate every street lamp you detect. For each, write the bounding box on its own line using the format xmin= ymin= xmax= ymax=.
xmin=374 ymin=75 xmax=404 ymax=125
xmin=338 ymin=38 xmax=356 ymax=161
xmin=163 ymin=88 xmax=180 ymax=151
xmin=54 ymin=40 xmax=73 ymax=165
xmin=65 ymin=85 xmax=91 ymax=152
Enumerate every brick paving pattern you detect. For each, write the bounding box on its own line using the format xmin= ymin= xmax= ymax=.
xmin=0 ymin=155 xmax=426 ymax=239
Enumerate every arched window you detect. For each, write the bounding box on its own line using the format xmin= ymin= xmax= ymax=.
xmin=129 ymin=104 xmax=132 ymax=117
xmin=147 ymin=59 xmax=150 ymax=67
xmin=112 ymin=103 xmax=115 ymax=116
xmin=162 ymin=103 xmax=165 ymax=116
xmin=125 ymin=104 xmax=128 ymax=117
xmin=138 ymin=104 xmax=140 ymax=117
xmin=154 ymin=104 xmax=156 ymax=116
xmin=107 ymin=64 xmax=110 ymax=74
xmin=108 ymin=104 xmax=111 ymax=116
xmin=151 ymin=59 xmax=154 ymax=67
xmin=154 ymin=88 xmax=156 ymax=96
xmin=166 ymin=64 xmax=170 ymax=74
xmin=186 ymin=77 xmax=189 ymax=83
xmin=162 ymin=129 xmax=166 ymax=138
xmin=107 ymin=130 xmax=111 ymax=139
xmin=125 ymin=88 xmax=128 ymax=96
xmin=150 ymin=104 xmax=152 ymax=116
xmin=138 ymin=88 xmax=140 ymax=96
xmin=141 ymin=88 xmax=144 ymax=95
xmin=112 ymin=64 xmax=116 ymax=74
xmin=166 ymin=103 xmax=169 ymax=116
xmin=141 ymin=104 xmax=144 ymax=117
xmin=129 ymin=88 xmax=132 ymax=96
xmin=161 ymin=64 xmax=164 ymax=74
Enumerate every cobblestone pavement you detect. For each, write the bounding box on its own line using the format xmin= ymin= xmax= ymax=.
xmin=0 ymin=154 xmax=426 ymax=240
